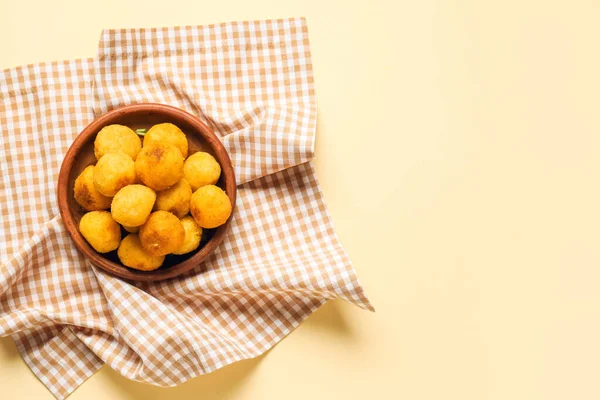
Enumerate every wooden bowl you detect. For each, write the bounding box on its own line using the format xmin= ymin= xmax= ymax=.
xmin=57 ymin=103 xmax=236 ymax=281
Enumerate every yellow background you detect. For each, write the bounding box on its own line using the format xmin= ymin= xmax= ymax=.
xmin=2 ymin=0 xmax=600 ymax=399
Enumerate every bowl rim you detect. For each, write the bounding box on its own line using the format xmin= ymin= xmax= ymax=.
xmin=57 ymin=103 xmax=236 ymax=281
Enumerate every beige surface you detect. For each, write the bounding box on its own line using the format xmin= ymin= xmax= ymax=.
xmin=2 ymin=0 xmax=600 ymax=399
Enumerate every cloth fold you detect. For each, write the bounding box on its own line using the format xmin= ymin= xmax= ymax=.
xmin=93 ymin=19 xmax=317 ymax=185
xmin=0 ymin=18 xmax=372 ymax=400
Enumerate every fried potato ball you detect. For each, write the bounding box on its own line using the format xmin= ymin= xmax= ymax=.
xmin=183 ymin=152 xmax=221 ymax=191
xmin=79 ymin=211 xmax=121 ymax=253
xmin=172 ymin=216 xmax=202 ymax=255
xmin=93 ymin=153 xmax=136 ymax=197
xmin=153 ymin=179 xmax=192 ymax=218
xmin=94 ymin=124 xmax=142 ymax=161
xmin=117 ymin=234 xmax=164 ymax=271
xmin=111 ymin=184 xmax=156 ymax=227
xmin=74 ymin=165 xmax=112 ymax=211
xmin=144 ymin=123 xmax=188 ymax=158
xmin=139 ymin=211 xmax=185 ymax=256
xmin=135 ymin=143 xmax=184 ymax=191
xmin=123 ymin=225 xmax=139 ymax=233
xmin=190 ymin=185 xmax=232 ymax=228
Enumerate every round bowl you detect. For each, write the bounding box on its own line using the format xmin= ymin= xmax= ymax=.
xmin=57 ymin=103 xmax=236 ymax=281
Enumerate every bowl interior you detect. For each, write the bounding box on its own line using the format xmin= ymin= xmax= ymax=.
xmin=60 ymin=104 xmax=235 ymax=281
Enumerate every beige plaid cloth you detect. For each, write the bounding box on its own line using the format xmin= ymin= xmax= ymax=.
xmin=0 ymin=18 xmax=372 ymax=399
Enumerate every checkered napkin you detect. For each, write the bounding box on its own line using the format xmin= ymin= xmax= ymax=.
xmin=0 ymin=18 xmax=373 ymax=399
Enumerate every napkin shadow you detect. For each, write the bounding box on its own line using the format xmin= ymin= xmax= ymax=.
xmin=0 ymin=336 xmax=20 ymax=360
xmin=305 ymin=300 xmax=354 ymax=338
xmin=101 ymin=351 xmax=265 ymax=400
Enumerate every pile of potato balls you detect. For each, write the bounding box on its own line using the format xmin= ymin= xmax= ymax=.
xmin=74 ymin=123 xmax=232 ymax=271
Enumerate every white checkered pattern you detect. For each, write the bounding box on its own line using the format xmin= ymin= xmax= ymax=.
xmin=0 ymin=18 xmax=372 ymax=400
